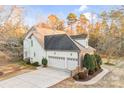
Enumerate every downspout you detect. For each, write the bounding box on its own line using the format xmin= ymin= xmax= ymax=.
xmin=78 ymin=50 xmax=81 ymax=73
xmin=43 ymin=38 xmax=47 ymax=59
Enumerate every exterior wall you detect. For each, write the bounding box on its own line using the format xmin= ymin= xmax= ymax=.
xmin=75 ymin=38 xmax=88 ymax=48
xmin=23 ymin=28 xmax=35 ymax=59
xmin=46 ymin=51 xmax=78 ymax=59
xmin=46 ymin=50 xmax=79 ymax=70
xmin=30 ymin=36 xmax=46 ymax=65
xmin=23 ymin=38 xmax=30 ymax=59
xmin=23 ymin=35 xmax=46 ymax=65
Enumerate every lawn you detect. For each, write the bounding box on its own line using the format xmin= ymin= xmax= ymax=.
xmin=51 ymin=57 xmax=124 ymax=88
xmin=0 ymin=60 xmax=36 ymax=80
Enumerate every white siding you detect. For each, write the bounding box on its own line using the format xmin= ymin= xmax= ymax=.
xmin=75 ymin=38 xmax=88 ymax=48
xmin=47 ymin=51 xmax=78 ymax=58
xmin=23 ymin=39 xmax=30 ymax=59
xmin=30 ymin=36 xmax=46 ymax=65
xmin=47 ymin=51 xmax=78 ymax=70
xmin=23 ymin=35 xmax=46 ymax=65
xmin=23 ymin=29 xmax=35 ymax=59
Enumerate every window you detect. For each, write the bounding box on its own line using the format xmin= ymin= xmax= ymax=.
xmin=31 ymin=40 xmax=33 ymax=47
xmin=67 ymin=58 xmax=78 ymax=61
xmin=48 ymin=56 xmax=65 ymax=60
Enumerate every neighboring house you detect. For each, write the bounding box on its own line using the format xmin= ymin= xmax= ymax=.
xmin=23 ymin=25 xmax=95 ymax=71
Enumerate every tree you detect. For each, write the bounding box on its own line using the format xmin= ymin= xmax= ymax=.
xmin=101 ymin=19 xmax=109 ymax=33
xmin=0 ymin=6 xmax=27 ymax=61
xmin=79 ymin=14 xmax=89 ymax=26
xmin=98 ymin=7 xmax=124 ymax=58
xmin=89 ymin=22 xmax=102 ymax=48
xmin=110 ymin=22 xmax=118 ymax=34
xmin=91 ymin=55 xmax=98 ymax=71
xmin=94 ymin=53 xmax=102 ymax=69
xmin=76 ymin=25 xmax=85 ymax=34
xmin=76 ymin=14 xmax=89 ymax=34
xmin=48 ymin=14 xmax=64 ymax=30
xmin=67 ymin=13 xmax=77 ymax=30
xmin=0 ymin=6 xmax=26 ymax=40
xmin=56 ymin=20 xmax=64 ymax=30
xmin=48 ymin=14 xmax=59 ymax=29
xmin=97 ymin=32 xmax=120 ymax=63
xmin=83 ymin=53 xmax=96 ymax=74
xmin=100 ymin=11 xmax=108 ymax=20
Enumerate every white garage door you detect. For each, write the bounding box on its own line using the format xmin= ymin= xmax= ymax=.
xmin=67 ymin=58 xmax=78 ymax=70
xmin=48 ymin=56 xmax=66 ymax=69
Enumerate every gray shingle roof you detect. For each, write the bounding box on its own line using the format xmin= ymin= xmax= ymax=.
xmin=44 ymin=34 xmax=80 ymax=51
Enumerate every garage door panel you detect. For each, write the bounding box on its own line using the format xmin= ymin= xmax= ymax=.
xmin=67 ymin=58 xmax=78 ymax=70
xmin=48 ymin=56 xmax=65 ymax=69
xmin=48 ymin=56 xmax=78 ymax=70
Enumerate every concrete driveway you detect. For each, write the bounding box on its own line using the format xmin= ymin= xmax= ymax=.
xmin=0 ymin=67 xmax=70 ymax=88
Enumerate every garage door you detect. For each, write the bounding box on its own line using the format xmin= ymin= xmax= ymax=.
xmin=48 ymin=56 xmax=66 ymax=69
xmin=67 ymin=58 xmax=78 ymax=70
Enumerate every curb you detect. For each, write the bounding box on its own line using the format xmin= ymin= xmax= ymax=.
xmin=75 ymin=68 xmax=109 ymax=85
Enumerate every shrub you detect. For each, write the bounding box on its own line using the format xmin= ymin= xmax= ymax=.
xmin=83 ymin=53 xmax=96 ymax=75
xmin=31 ymin=62 xmax=40 ymax=66
xmin=94 ymin=53 xmax=102 ymax=69
xmin=73 ymin=74 xmax=79 ymax=80
xmin=24 ymin=58 xmax=30 ymax=64
xmin=83 ymin=53 xmax=103 ymax=75
xmin=42 ymin=58 xmax=48 ymax=67
xmin=83 ymin=53 xmax=90 ymax=69
xmin=91 ymin=55 xmax=99 ymax=71
xmin=78 ymin=68 xmax=88 ymax=79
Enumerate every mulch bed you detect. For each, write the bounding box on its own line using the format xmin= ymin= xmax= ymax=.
xmin=76 ymin=69 xmax=103 ymax=81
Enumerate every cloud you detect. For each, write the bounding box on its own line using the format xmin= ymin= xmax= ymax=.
xmin=78 ymin=5 xmax=88 ymax=12
xmin=74 ymin=5 xmax=88 ymax=13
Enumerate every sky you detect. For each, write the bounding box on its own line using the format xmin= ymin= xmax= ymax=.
xmin=22 ymin=5 xmax=121 ymax=27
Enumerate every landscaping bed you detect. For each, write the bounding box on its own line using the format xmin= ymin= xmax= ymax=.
xmin=72 ymin=53 xmax=103 ymax=81
xmin=74 ymin=69 xmax=103 ymax=81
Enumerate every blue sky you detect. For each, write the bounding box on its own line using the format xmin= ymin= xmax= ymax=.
xmin=22 ymin=5 xmax=121 ymax=26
